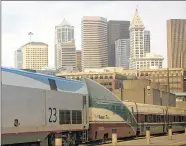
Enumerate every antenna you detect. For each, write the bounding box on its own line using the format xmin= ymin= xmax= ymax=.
xmin=28 ymin=32 xmax=33 ymax=45
xmin=136 ymin=5 xmax=138 ymax=12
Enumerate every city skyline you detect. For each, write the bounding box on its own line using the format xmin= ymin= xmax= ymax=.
xmin=2 ymin=1 xmax=186 ymax=68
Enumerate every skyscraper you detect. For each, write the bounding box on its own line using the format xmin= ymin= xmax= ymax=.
xmin=129 ymin=8 xmax=145 ymax=69
xmin=129 ymin=8 xmax=163 ymax=69
xmin=56 ymin=40 xmax=76 ymax=70
xmin=81 ymin=16 xmax=108 ymax=70
xmin=115 ymin=39 xmax=130 ymax=69
xmin=107 ymin=21 xmax=130 ymax=67
xmin=55 ymin=19 xmax=76 ymax=70
xmin=144 ymin=30 xmax=150 ymax=53
xmin=14 ymin=47 xmax=23 ymax=69
xmin=76 ymin=50 xmax=82 ymax=72
xmin=167 ymin=19 xmax=186 ymax=69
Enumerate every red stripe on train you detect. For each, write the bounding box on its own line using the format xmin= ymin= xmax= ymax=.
xmin=1 ymin=128 xmax=88 ymax=135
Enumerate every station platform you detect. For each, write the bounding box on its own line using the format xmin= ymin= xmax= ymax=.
xmin=101 ymin=133 xmax=186 ymax=146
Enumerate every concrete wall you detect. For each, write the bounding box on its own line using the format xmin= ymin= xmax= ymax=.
xmin=113 ymin=88 xmax=160 ymax=105
xmin=161 ymin=91 xmax=176 ymax=107
xmin=123 ymin=79 xmax=161 ymax=90
xmin=176 ymin=101 xmax=186 ymax=109
xmin=113 ymin=88 xmax=145 ymax=103
xmin=161 ymin=91 xmax=170 ymax=106
xmin=169 ymin=93 xmax=176 ymax=107
xmin=123 ymin=80 xmax=149 ymax=89
xmin=113 ymin=87 xmax=176 ymax=107
xmin=152 ymin=89 xmax=161 ymax=105
xmin=123 ymin=89 xmax=145 ymax=103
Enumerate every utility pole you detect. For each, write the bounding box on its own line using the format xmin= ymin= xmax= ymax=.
xmin=28 ymin=32 xmax=33 ymax=45
xmin=167 ymin=68 xmax=170 ymax=106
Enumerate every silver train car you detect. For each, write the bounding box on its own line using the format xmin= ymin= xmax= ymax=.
xmin=1 ymin=68 xmax=89 ymax=146
xmin=2 ymin=68 xmax=186 ymax=145
xmin=124 ymin=101 xmax=186 ymax=136
xmin=84 ymin=78 xmax=186 ymax=143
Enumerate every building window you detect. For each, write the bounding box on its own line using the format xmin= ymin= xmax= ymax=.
xmin=100 ymin=76 xmax=103 ymax=79
xmin=95 ymin=76 xmax=98 ymax=79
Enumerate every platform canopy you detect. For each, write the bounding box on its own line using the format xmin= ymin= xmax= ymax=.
xmin=173 ymin=92 xmax=186 ymax=97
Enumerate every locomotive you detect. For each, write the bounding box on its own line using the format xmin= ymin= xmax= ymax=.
xmin=1 ymin=68 xmax=186 ymax=146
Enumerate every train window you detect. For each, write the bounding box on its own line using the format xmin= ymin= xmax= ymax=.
xmin=72 ymin=110 xmax=82 ymax=124
xmin=48 ymin=79 xmax=57 ymax=91
xmin=179 ymin=116 xmax=182 ymax=122
xmin=157 ymin=115 xmax=161 ymax=123
xmin=173 ymin=116 xmax=176 ymax=122
xmin=153 ymin=115 xmax=156 ymax=122
xmin=95 ymin=131 xmax=97 ymax=139
xmin=59 ymin=110 xmax=71 ymax=124
xmin=181 ymin=116 xmax=184 ymax=122
xmin=145 ymin=115 xmax=148 ymax=122
xmin=169 ymin=115 xmax=172 ymax=122
xmin=171 ymin=115 xmax=174 ymax=122
xmin=160 ymin=115 xmax=164 ymax=122
xmin=175 ymin=116 xmax=179 ymax=122
xmin=148 ymin=115 xmax=153 ymax=123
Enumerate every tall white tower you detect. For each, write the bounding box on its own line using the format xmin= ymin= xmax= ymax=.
xmin=144 ymin=30 xmax=151 ymax=53
xmin=129 ymin=8 xmax=145 ymax=69
xmin=129 ymin=8 xmax=163 ymax=69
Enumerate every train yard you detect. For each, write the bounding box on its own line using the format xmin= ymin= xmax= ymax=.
xmin=1 ymin=67 xmax=186 ymax=146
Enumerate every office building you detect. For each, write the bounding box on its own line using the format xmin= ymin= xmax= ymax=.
xmin=139 ymin=68 xmax=185 ymax=93
xmin=167 ymin=19 xmax=186 ymax=69
xmin=14 ymin=48 xmax=23 ymax=69
xmin=56 ymin=70 xmax=125 ymax=92
xmin=76 ymin=50 xmax=82 ymax=72
xmin=144 ymin=30 xmax=150 ymax=53
xmin=22 ymin=42 xmax=48 ymax=70
xmin=55 ymin=19 xmax=76 ymax=70
xmin=81 ymin=16 xmax=108 ymax=70
xmin=95 ymin=67 xmax=185 ymax=93
xmin=107 ymin=20 xmax=130 ymax=67
xmin=136 ymin=53 xmax=163 ymax=69
xmin=56 ymin=40 xmax=76 ymax=70
xmin=115 ymin=39 xmax=130 ymax=69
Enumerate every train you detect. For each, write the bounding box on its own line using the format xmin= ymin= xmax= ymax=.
xmin=1 ymin=67 xmax=186 ymax=146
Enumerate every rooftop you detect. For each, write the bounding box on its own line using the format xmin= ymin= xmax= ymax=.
xmin=144 ymin=53 xmax=164 ymax=59
xmin=130 ymin=8 xmax=144 ymax=28
xmin=23 ymin=42 xmax=48 ymax=47
xmin=60 ymin=18 xmax=71 ymax=26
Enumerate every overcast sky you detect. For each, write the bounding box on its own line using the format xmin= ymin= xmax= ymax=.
xmin=2 ymin=1 xmax=186 ymax=68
